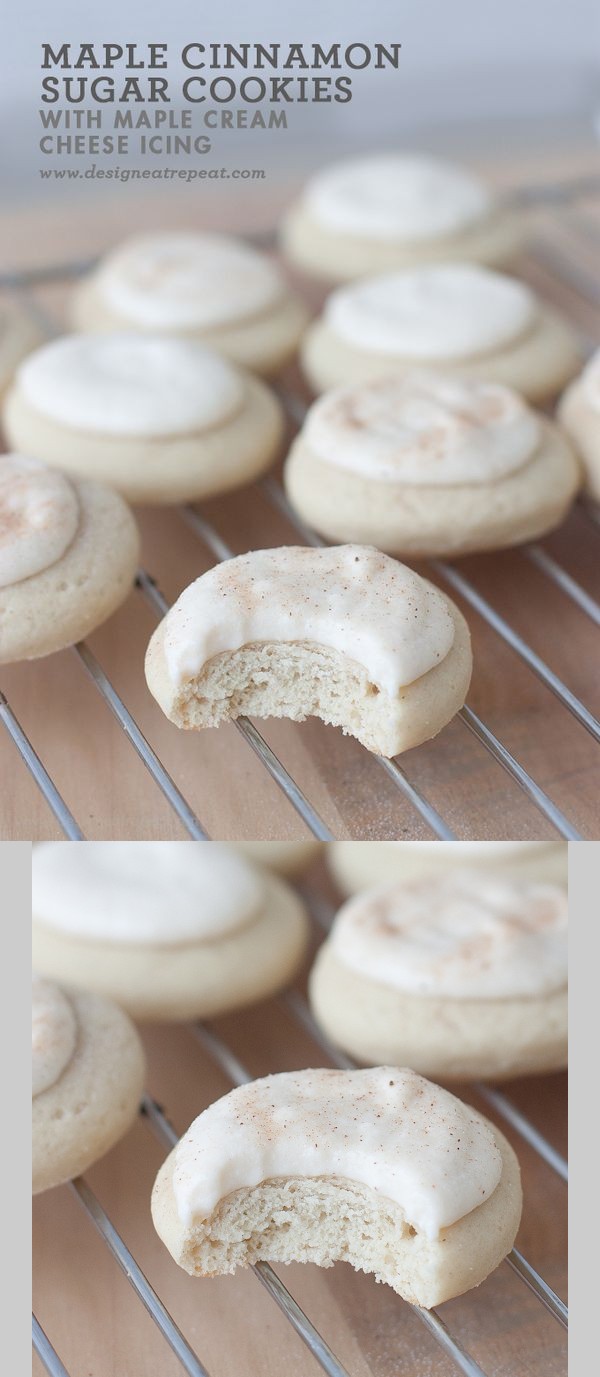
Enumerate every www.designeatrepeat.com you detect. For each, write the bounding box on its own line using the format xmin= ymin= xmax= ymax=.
xmin=39 ymin=165 xmax=267 ymax=182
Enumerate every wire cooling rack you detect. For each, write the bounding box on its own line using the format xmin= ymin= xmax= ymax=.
xmin=32 ymin=868 xmax=567 ymax=1377
xmin=2 ymin=174 xmax=599 ymax=841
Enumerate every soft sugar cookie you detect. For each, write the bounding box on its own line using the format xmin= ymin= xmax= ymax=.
xmin=282 ymin=153 xmax=524 ymax=281
xmin=285 ymin=373 xmax=580 ymax=557
xmin=310 ymin=868 xmax=568 ymax=1080
xmin=151 ymin=1065 xmax=522 ymax=1308
xmin=32 ymin=976 xmax=145 ymax=1194
xmin=3 ymin=334 xmax=284 ymax=505
xmin=71 ymin=232 xmax=309 ymax=377
xmin=0 ymin=299 xmax=43 ymax=400
xmin=301 ymin=264 xmax=581 ymax=403
xmin=235 ymin=842 xmax=323 ymax=877
xmin=0 ymin=453 xmax=139 ymax=663
xmin=558 ymin=350 xmax=600 ymax=501
xmin=144 ymin=544 xmax=472 ymax=758
xmin=329 ymin=841 xmax=567 ymax=895
xmin=32 ymin=842 xmax=309 ymax=1021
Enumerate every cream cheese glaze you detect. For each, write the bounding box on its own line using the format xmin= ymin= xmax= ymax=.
xmin=304 ymin=374 xmax=540 ymax=484
xmin=95 ymin=232 xmax=285 ymax=330
xmin=32 ymin=977 xmax=78 ymax=1097
xmin=305 ymin=155 xmax=492 ymax=242
xmin=17 ymin=335 xmax=245 ymax=437
xmin=329 ymin=869 xmax=568 ymax=998
xmin=325 ymin=265 xmax=536 ymax=360
xmin=32 ymin=842 xmax=265 ymax=944
xmin=159 ymin=544 xmax=456 ymax=696
xmin=171 ymin=1066 xmax=503 ymax=1240
xmin=581 ymin=349 xmax=600 ymax=414
xmin=0 ymin=454 xmax=79 ymax=588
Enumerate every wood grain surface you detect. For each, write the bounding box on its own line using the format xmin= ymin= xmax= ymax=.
xmin=2 ymin=144 xmax=599 ymax=841
xmin=32 ymin=855 xmax=568 ymax=1377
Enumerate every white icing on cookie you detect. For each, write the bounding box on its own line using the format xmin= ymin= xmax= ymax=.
xmin=159 ymin=544 xmax=456 ymax=696
xmin=305 ymin=155 xmax=492 ymax=242
xmin=581 ymin=349 xmax=600 ymax=414
xmin=171 ymin=1066 xmax=502 ymax=1240
xmin=32 ymin=977 xmax=78 ymax=1097
xmin=32 ymin=842 xmax=265 ymax=944
xmin=329 ymin=870 xmax=568 ymax=998
xmin=305 ymin=374 xmax=540 ymax=485
xmin=0 ymin=454 xmax=79 ymax=588
xmin=96 ymin=233 xmax=285 ymax=330
xmin=325 ymin=265 xmax=536 ymax=360
xmin=17 ymin=335 xmax=245 ymax=437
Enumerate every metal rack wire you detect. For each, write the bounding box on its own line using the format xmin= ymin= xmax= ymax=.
xmin=32 ymin=875 xmax=568 ymax=1377
xmin=3 ymin=184 xmax=599 ymax=840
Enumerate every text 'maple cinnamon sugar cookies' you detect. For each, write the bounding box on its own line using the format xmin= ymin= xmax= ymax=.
xmin=284 ymin=372 xmax=580 ymax=558
xmin=32 ymin=975 xmax=145 ymax=1194
xmin=558 ymin=349 xmax=600 ymax=501
xmin=3 ymin=334 xmax=284 ymax=505
xmin=151 ymin=1065 xmax=522 ymax=1308
xmin=144 ymin=544 xmax=472 ymax=757
xmin=301 ymin=263 xmax=581 ymax=403
xmin=309 ymin=863 xmax=568 ymax=1080
xmin=32 ymin=842 xmax=309 ymax=1021
xmin=0 ymin=452 xmax=139 ymax=663
xmin=328 ymin=839 xmax=568 ymax=894
xmin=281 ymin=152 xmax=524 ymax=280
xmin=70 ymin=231 xmax=309 ymax=377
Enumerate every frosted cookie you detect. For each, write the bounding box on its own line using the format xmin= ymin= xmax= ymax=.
xmin=32 ymin=842 xmax=309 ymax=1022
xmin=285 ymin=373 xmax=580 ymax=558
xmin=282 ymin=153 xmax=524 ymax=281
xmin=71 ymin=232 xmax=309 ymax=377
xmin=0 ymin=453 xmax=139 ymax=663
xmin=309 ymin=869 xmax=568 ymax=1080
xmin=301 ymin=264 xmax=581 ymax=403
xmin=151 ymin=1065 xmax=521 ymax=1308
xmin=0 ymin=299 xmax=43 ymax=400
xmin=329 ymin=841 xmax=568 ymax=895
xmin=32 ymin=976 xmax=145 ymax=1194
xmin=3 ymin=334 xmax=284 ymax=505
xmin=235 ymin=842 xmax=323 ymax=877
xmin=144 ymin=544 xmax=472 ymax=758
xmin=558 ymin=350 xmax=600 ymax=501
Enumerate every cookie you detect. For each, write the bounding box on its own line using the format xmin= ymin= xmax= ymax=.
xmin=235 ymin=842 xmax=323 ymax=877
xmin=328 ymin=841 xmax=568 ymax=895
xmin=284 ymin=372 xmax=580 ymax=558
xmin=71 ymin=232 xmax=309 ymax=378
xmin=144 ymin=544 xmax=472 ymax=758
xmin=3 ymin=334 xmax=284 ymax=505
xmin=151 ymin=1065 xmax=522 ymax=1308
xmin=301 ymin=264 xmax=581 ymax=403
xmin=558 ymin=349 xmax=600 ymax=501
xmin=0 ymin=453 xmax=139 ymax=663
xmin=282 ymin=153 xmax=524 ymax=281
xmin=0 ymin=299 xmax=43 ymax=400
xmin=32 ymin=842 xmax=309 ymax=1021
xmin=32 ymin=976 xmax=145 ymax=1194
xmin=309 ymin=868 xmax=568 ymax=1080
